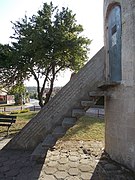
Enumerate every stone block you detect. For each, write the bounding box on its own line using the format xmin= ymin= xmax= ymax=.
xmin=72 ymin=109 xmax=85 ymax=118
xmin=52 ymin=126 xmax=66 ymax=138
xmin=42 ymin=134 xmax=57 ymax=148
xmin=62 ymin=117 xmax=77 ymax=129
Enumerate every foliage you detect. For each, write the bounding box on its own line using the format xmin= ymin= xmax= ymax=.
xmin=0 ymin=44 xmax=27 ymax=86
xmin=20 ymin=108 xmax=30 ymax=113
xmin=10 ymin=108 xmax=30 ymax=114
xmin=29 ymin=93 xmax=38 ymax=99
xmin=0 ymin=44 xmax=17 ymax=86
xmin=10 ymin=110 xmax=20 ymax=114
xmin=26 ymin=86 xmax=38 ymax=99
xmin=8 ymin=83 xmax=27 ymax=105
xmin=0 ymin=2 xmax=91 ymax=107
xmin=9 ymin=83 xmax=26 ymax=95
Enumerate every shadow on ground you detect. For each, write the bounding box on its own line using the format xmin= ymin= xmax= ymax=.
xmin=0 ymin=147 xmax=46 ymax=179
xmin=91 ymin=151 xmax=135 ymax=180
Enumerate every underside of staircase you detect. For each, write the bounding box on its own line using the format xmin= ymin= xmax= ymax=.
xmin=4 ymin=47 xmax=106 ymax=161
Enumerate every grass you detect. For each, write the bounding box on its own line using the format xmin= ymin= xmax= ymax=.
xmin=0 ymin=111 xmax=105 ymax=142
xmin=0 ymin=111 xmax=38 ymax=137
xmin=62 ymin=116 xmax=105 ymax=142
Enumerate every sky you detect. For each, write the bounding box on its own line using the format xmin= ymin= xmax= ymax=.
xmin=0 ymin=0 xmax=104 ymax=87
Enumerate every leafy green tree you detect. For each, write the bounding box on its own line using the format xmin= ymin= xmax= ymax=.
xmin=29 ymin=92 xmax=38 ymax=100
xmin=0 ymin=2 xmax=91 ymax=107
xmin=9 ymin=83 xmax=27 ymax=105
xmin=0 ymin=44 xmax=15 ymax=85
xmin=0 ymin=43 xmax=26 ymax=86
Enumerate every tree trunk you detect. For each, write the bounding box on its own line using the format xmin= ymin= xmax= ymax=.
xmin=36 ymin=80 xmax=44 ymax=108
xmin=44 ymin=75 xmax=55 ymax=105
xmin=32 ymin=69 xmax=47 ymax=108
xmin=38 ymin=92 xmax=44 ymax=107
xmin=44 ymin=67 xmax=55 ymax=105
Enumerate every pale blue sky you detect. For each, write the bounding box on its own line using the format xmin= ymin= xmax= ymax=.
xmin=0 ymin=0 xmax=104 ymax=86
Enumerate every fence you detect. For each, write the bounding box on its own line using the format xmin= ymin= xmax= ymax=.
xmin=0 ymin=105 xmax=104 ymax=118
xmin=0 ymin=105 xmax=41 ymax=112
xmin=86 ymin=108 xmax=104 ymax=118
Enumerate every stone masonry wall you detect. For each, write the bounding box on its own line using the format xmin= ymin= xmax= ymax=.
xmin=5 ymin=47 xmax=105 ymax=150
xmin=104 ymin=0 xmax=135 ymax=172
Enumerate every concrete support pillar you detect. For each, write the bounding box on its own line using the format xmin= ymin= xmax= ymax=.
xmin=104 ymin=0 xmax=135 ymax=171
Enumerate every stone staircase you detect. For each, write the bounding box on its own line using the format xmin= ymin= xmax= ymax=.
xmin=4 ymin=47 xmax=105 ymax=158
xmin=31 ymin=94 xmax=105 ymax=162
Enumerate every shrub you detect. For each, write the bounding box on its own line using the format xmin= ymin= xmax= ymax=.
xmin=11 ymin=108 xmax=30 ymax=114
xmin=11 ymin=110 xmax=20 ymax=114
xmin=20 ymin=109 xmax=30 ymax=113
xmin=0 ymin=112 xmax=9 ymax=115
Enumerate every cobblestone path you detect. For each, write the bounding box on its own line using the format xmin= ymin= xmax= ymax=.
xmin=0 ymin=138 xmax=135 ymax=179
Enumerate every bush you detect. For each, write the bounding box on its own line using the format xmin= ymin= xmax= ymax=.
xmin=11 ymin=108 xmax=30 ymax=114
xmin=20 ymin=109 xmax=30 ymax=113
xmin=0 ymin=112 xmax=9 ymax=115
xmin=11 ymin=110 xmax=20 ymax=114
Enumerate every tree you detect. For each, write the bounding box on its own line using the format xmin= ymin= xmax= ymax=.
xmin=8 ymin=83 xmax=27 ymax=105
xmin=0 ymin=2 xmax=91 ymax=107
xmin=0 ymin=44 xmax=15 ymax=85
xmin=0 ymin=43 xmax=26 ymax=86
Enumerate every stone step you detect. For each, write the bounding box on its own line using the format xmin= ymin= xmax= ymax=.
xmin=81 ymin=100 xmax=94 ymax=107
xmin=31 ymin=143 xmax=48 ymax=162
xmin=89 ymin=104 xmax=104 ymax=108
xmin=98 ymin=81 xmax=120 ymax=89
xmin=42 ymin=134 xmax=57 ymax=148
xmin=52 ymin=126 xmax=66 ymax=138
xmin=72 ymin=109 xmax=86 ymax=118
xmin=89 ymin=91 xmax=107 ymax=97
xmin=62 ymin=117 xmax=77 ymax=129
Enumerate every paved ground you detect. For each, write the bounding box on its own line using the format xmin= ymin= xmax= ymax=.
xmin=0 ymin=138 xmax=135 ymax=180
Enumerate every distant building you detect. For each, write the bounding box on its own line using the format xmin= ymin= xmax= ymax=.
xmin=0 ymin=88 xmax=14 ymax=104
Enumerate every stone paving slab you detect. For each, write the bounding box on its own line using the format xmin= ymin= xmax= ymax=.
xmin=0 ymin=138 xmax=135 ymax=179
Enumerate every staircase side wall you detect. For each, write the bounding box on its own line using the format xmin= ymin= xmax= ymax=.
xmin=5 ymin=47 xmax=105 ymax=150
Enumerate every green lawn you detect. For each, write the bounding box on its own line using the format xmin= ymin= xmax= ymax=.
xmin=0 ymin=111 xmax=38 ymax=137
xmin=62 ymin=116 xmax=105 ymax=142
xmin=0 ymin=112 xmax=105 ymax=142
